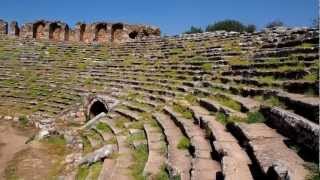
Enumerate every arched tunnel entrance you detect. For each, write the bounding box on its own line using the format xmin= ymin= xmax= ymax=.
xmin=89 ymin=100 xmax=108 ymax=119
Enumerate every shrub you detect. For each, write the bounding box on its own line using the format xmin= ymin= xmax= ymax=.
xmin=177 ymin=137 xmax=190 ymax=150
xmin=184 ymin=26 xmax=203 ymax=34
xmin=206 ymin=19 xmax=256 ymax=33
xmin=266 ymin=20 xmax=284 ymax=28
xmin=18 ymin=115 xmax=29 ymax=126
xmin=247 ymin=111 xmax=265 ymax=123
xmin=246 ymin=24 xmax=256 ymax=33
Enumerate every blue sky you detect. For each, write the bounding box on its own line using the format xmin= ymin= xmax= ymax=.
xmin=0 ymin=0 xmax=317 ymax=35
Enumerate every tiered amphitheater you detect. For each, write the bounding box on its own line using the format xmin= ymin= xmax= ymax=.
xmin=0 ymin=20 xmax=319 ymax=180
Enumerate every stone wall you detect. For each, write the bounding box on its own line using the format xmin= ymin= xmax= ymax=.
xmin=0 ymin=19 xmax=160 ymax=44
xmin=0 ymin=20 xmax=8 ymax=35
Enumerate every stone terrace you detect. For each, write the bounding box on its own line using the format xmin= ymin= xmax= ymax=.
xmin=0 ymin=26 xmax=319 ymax=180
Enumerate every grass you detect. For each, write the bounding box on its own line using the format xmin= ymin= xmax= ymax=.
xmin=247 ymin=111 xmax=265 ymax=124
xmin=127 ymin=132 xmax=146 ymax=144
xmin=81 ymin=135 xmax=93 ymax=154
xmin=256 ymin=76 xmax=276 ymax=86
xmin=216 ymin=112 xmax=228 ymax=124
xmin=228 ymin=56 xmax=250 ymax=65
xmin=172 ymin=104 xmax=193 ymax=119
xmin=184 ymin=94 xmax=198 ymax=105
xmin=76 ymin=165 xmax=90 ymax=180
xmin=89 ymin=162 xmax=103 ymax=179
xmin=202 ymin=63 xmax=212 ymax=72
xmin=190 ymin=56 xmax=207 ymax=62
xmin=177 ymin=136 xmax=190 ymax=150
xmin=211 ymin=95 xmax=242 ymax=111
xmin=223 ymin=41 xmax=241 ymax=52
xmin=153 ymin=165 xmax=169 ymax=180
xmin=18 ymin=115 xmax=29 ymax=126
xmin=303 ymin=73 xmax=318 ymax=81
xmin=131 ymin=144 xmax=148 ymax=180
xmin=96 ymin=122 xmax=112 ymax=133
xmin=264 ymin=96 xmax=283 ymax=107
xmin=297 ymin=43 xmax=314 ymax=49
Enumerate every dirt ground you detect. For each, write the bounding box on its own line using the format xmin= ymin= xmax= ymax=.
xmin=0 ymin=120 xmax=66 ymax=180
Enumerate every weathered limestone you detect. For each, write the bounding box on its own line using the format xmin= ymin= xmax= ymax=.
xmin=231 ymin=123 xmax=309 ymax=180
xmin=78 ymin=144 xmax=115 ymax=165
xmin=261 ymin=106 xmax=319 ymax=152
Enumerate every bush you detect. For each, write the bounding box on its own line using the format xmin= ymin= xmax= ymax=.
xmin=177 ymin=137 xmax=190 ymax=150
xmin=206 ymin=19 xmax=255 ymax=33
xmin=18 ymin=116 xmax=29 ymax=126
xmin=266 ymin=20 xmax=284 ymax=28
xmin=246 ymin=24 xmax=256 ymax=33
xmin=184 ymin=26 xmax=203 ymax=34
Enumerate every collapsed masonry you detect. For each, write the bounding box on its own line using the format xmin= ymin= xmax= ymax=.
xmin=0 ymin=19 xmax=160 ymax=44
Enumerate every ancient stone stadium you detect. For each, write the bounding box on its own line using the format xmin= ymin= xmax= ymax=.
xmin=0 ymin=18 xmax=319 ymax=180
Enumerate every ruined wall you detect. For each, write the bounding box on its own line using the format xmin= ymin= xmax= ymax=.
xmin=0 ymin=20 xmax=8 ymax=35
xmin=0 ymin=19 xmax=160 ymax=44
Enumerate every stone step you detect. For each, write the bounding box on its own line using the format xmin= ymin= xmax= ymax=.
xmin=164 ymin=106 xmax=222 ymax=180
xmin=261 ymin=106 xmax=319 ymax=153
xmin=229 ymin=123 xmax=309 ymax=180
xmin=153 ymin=112 xmax=192 ymax=180
xmin=143 ymin=124 xmax=166 ymax=178
xmin=189 ymin=105 xmax=254 ymax=180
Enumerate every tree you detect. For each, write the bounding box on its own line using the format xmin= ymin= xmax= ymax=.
xmin=184 ymin=26 xmax=203 ymax=34
xmin=206 ymin=19 xmax=247 ymax=32
xmin=246 ymin=24 xmax=256 ymax=33
xmin=266 ymin=20 xmax=284 ymax=28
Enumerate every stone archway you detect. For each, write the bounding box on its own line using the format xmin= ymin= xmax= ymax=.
xmin=79 ymin=24 xmax=86 ymax=42
xmin=111 ymin=23 xmax=124 ymax=43
xmin=95 ymin=23 xmax=108 ymax=43
xmin=33 ymin=21 xmax=46 ymax=39
xmin=49 ymin=23 xmax=62 ymax=41
xmin=89 ymin=100 xmax=108 ymax=118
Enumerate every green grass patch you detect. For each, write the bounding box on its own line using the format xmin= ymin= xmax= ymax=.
xmin=131 ymin=144 xmax=148 ymax=180
xmin=81 ymin=135 xmax=93 ymax=154
xmin=247 ymin=111 xmax=265 ymax=124
xmin=297 ymin=43 xmax=314 ymax=49
xmin=202 ymin=63 xmax=212 ymax=72
xmin=76 ymin=165 xmax=90 ymax=180
xmin=89 ymin=162 xmax=103 ymax=180
xmin=228 ymin=56 xmax=250 ymax=65
xmin=172 ymin=104 xmax=193 ymax=119
xmin=184 ymin=94 xmax=198 ymax=105
xmin=18 ymin=115 xmax=29 ymax=126
xmin=190 ymin=56 xmax=207 ymax=62
xmin=153 ymin=165 xmax=169 ymax=180
xmin=127 ymin=133 xmax=146 ymax=144
xmin=177 ymin=136 xmax=190 ymax=150
xmin=303 ymin=73 xmax=318 ymax=81
xmin=211 ymin=95 xmax=242 ymax=111
xmin=216 ymin=112 xmax=228 ymax=124
xmin=96 ymin=122 xmax=112 ymax=133
xmin=256 ymin=76 xmax=276 ymax=86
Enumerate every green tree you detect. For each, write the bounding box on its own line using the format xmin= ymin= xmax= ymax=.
xmin=184 ymin=26 xmax=203 ymax=34
xmin=266 ymin=20 xmax=284 ymax=28
xmin=206 ymin=19 xmax=247 ymax=32
xmin=246 ymin=24 xmax=256 ymax=33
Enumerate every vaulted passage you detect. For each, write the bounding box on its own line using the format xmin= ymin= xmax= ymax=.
xmin=89 ymin=100 xmax=108 ymax=119
xmin=33 ymin=21 xmax=46 ymax=39
xmin=111 ymin=23 xmax=124 ymax=43
xmin=49 ymin=23 xmax=62 ymax=41
xmin=95 ymin=24 xmax=108 ymax=43
xmin=79 ymin=24 xmax=86 ymax=42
